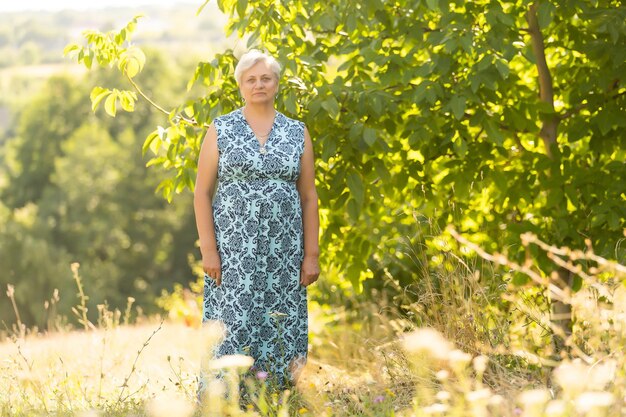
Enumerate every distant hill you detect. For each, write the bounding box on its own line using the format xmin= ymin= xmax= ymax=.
xmin=0 ymin=3 xmax=231 ymax=132
xmin=0 ymin=3 xmax=230 ymax=69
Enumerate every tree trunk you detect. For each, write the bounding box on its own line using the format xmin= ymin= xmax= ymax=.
xmin=551 ymin=268 xmax=573 ymax=354
xmin=526 ymin=3 xmax=572 ymax=347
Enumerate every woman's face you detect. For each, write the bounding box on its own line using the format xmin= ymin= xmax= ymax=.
xmin=239 ymin=60 xmax=278 ymax=105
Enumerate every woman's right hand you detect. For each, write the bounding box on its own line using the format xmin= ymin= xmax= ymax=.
xmin=202 ymin=250 xmax=222 ymax=286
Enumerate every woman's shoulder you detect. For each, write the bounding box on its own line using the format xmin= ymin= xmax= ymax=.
xmin=213 ymin=108 xmax=242 ymax=127
xmin=276 ymin=111 xmax=305 ymax=130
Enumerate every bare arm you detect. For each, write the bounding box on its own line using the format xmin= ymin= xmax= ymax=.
xmin=296 ymin=126 xmax=320 ymax=286
xmin=193 ymin=123 xmax=222 ymax=285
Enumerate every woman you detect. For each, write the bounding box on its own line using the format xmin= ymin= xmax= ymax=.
xmin=194 ymin=49 xmax=320 ymax=395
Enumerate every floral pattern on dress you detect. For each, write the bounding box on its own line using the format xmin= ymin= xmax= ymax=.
xmin=198 ymin=108 xmax=308 ymax=395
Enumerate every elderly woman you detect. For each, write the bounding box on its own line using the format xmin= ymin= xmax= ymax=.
xmin=194 ymin=49 xmax=320 ymax=395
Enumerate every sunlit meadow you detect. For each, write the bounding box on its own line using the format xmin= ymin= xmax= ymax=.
xmin=1 ymin=232 xmax=625 ymax=417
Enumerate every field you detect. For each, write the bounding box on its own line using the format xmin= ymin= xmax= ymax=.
xmin=2 ymin=241 xmax=625 ymax=417
xmin=0 ymin=300 xmax=410 ymax=417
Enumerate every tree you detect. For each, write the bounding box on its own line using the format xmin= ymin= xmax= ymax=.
xmin=0 ymin=61 xmax=199 ymax=328
xmin=66 ymin=0 xmax=625 ymax=305
xmin=1 ymin=76 xmax=91 ymax=208
xmin=0 ymin=200 xmax=75 ymax=327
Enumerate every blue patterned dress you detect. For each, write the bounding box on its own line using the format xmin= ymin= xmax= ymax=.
xmin=201 ymin=107 xmax=308 ymax=390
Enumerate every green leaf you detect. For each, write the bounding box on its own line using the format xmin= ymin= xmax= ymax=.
xmin=450 ymin=95 xmax=466 ymax=120
xmin=545 ymin=189 xmax=563 ymax=208
xmin=537 ymin=2 xmax=555 ymax=29
xmin=346 ymin=171 xmax=364 ymax=207
xmin=346 ymin=262 xmax=364 ymax=293
xmin=494 ymin=58 xmax=509 ymax=79
xmin=347 ymin=198 xmax=360 ymax=222
xmin=512 ymin=273 xmax=530 ymax=286
xmin=236 ymin=0 xmax=248 ymax=17
xmin=119 ymin=47 xmax=146 ymax=78
xmin=63 ymin=44 xmax=80 ymax=56
xmin=484 ymin=120 xmax=504 ymax=146
xmin=90 ymin=87 xmax=111 ymax=112
xmin=142 ymin=130 xmax=160 ymax=156
xmin=104 ymin=92 xmax=117 ymax=117
xmin=196 ymin=0 xmax=210 ymax=15
xmin=284 ymin=90 xmax=298 ymax=114
xmin=321 ymin=96 xmax=340 ymax=119
xmin=452 ymin=135 xmax=467 ymax=156
xmin=372 ymin=159 xmax=389 ymax=181
xmin=363 ymin=127 xmax=376 ymax=147
xmin=246 ymin=29 xmax=261 ymax=48
xmin=119 ymin=91 xmax=136 ymax=112
xmin=426 ymin=0 xmax=438 ymax=11
xmin=83 ymin=50 xmax=93 ymax=69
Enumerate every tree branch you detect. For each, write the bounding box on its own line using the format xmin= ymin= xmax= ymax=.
xmin=525 ymin=3 xmax=559 ymax=157
xmin=560 ymin=90 xmax=626 ymax=120
xmin=125 ymin=74 xmax=171 ymax=116
xmin=126 ymin=74 xmax=205 ymax=127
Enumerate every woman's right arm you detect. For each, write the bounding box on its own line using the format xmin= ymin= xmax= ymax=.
xmin=193 ymin=123 xmax=222 ymax=285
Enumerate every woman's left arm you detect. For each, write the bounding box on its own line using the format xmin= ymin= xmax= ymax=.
xmin=296 ymin=126 xmax=320 ymax=287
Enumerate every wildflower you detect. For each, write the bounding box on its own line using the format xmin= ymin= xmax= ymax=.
xmin=385 ymin=388 xmax=396 ymax=398
xmin=544 ymin=400 xmax=566 ymax=416
xmin=588 ymin=360 xmax=616 ymax=390
xmin=466 ymin=388 xmax=492 ymax=403
xmin=269 ymin=311 xmax=288 ymax=320
xmin=472 ymin=355 xmax=489 ymax=374
xmin=448 ymin=349 xmax=472 ymax=371
xmin=209 ymin=354 xmax=254 ymax=371
xmin=488 ymin=394 xmax=504 ymax=407
xmin=145 ymin=393 xmax=194 ymax=417
xmin=422 ymin=403 xmax=448 ymax=414
xmin=401 ymin=328 xmax=453 ymax=361
xmin=613 ymin=286 xmax=626 ymax=314
xmin=435 ymin=391 xmax=451 ymax=402
xmin=435 ymin=370 xmax=449 ymax=381
xmin=553 ymin=360 xmax=589 ymax=394
xmin=373 ymin=395 xmax=385 ymax=404
xmin=518 ymin=389 xmax=550 ymax=407
xmin=575 ymin=392 xmax=614 ymax=413
xmin=76 ymin=411 xmax=101 ymax=417
xmin=256 ymin=370 xmax=268 ymax=380
xmin=298 ymin=407 xmax=308 ymax=414
xmin=207 ymin=379 xmax=226 ymax=397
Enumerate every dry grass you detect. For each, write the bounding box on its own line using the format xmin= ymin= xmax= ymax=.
xmin=1 ymin=232 xmax=625 ymax=416
xmin=0 ymin=300 xmax=413 ymax=416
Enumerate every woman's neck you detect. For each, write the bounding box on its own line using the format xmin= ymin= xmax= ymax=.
xmin=243 ymin=103 xmax=276 ymax=120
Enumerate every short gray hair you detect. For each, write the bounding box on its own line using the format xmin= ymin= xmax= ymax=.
xmin=234 ymin=49 xmax=281 ymax=86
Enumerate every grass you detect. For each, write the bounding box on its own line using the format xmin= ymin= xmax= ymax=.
xmin=1 ymin=232 xmax=625 ymax=416
xmin=0 ymin=304 xmax=409 ymax=416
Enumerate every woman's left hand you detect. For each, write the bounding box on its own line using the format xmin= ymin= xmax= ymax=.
xmin=300 ymin=255 xmax=320 ymax=287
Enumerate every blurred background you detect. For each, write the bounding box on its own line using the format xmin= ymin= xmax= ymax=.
xmin=0 ymin=1 xmax=232 ymax=328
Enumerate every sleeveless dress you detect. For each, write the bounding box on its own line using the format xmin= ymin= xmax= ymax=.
xmin=200 ymin=107 xmax=308 ymax=392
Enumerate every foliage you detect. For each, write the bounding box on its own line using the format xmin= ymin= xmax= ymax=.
xmin=66 ymin=1 xmax=626 ymax=296
xmin=0 ymin=60 xmax=199 ymax=328
xmin=0 ymin=201 xmax=74 ymax=327
xmin=1 ymin=76 xmax=92 ymax=208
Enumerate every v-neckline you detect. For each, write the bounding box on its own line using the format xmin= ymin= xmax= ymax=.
xmin=240 ymin=107 xmax=278 ymax=150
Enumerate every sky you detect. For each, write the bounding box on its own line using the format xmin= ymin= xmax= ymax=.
xmin=0 ymin=0 xmax=199 ymax=12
